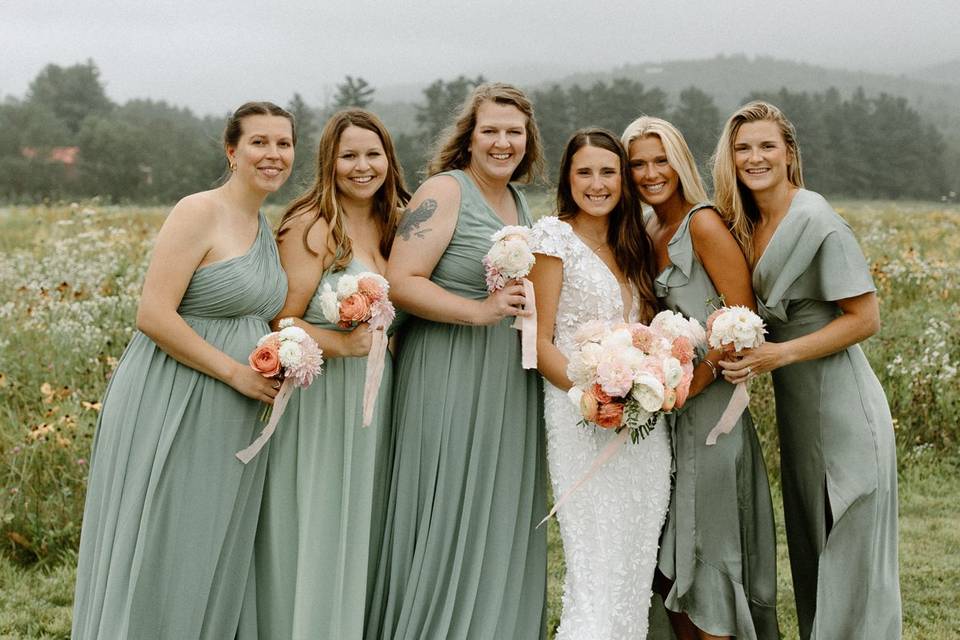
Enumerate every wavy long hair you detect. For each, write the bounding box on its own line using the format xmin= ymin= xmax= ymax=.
xmin=278 ymin=109 xmax=411 ymax=271
xmin=621 ymin=115 xmax=709 ymax=206
xmin=556 ymin=128 xmax=658 ymax=323
xmin=427 ymin=82 xmax=546 ymax=184
xmin=712 ymin=101 xmax=804 ymax=264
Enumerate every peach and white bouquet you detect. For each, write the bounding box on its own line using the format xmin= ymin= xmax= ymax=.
xmin=541 ymin=314 xmax=704 ymax=525
xmin=319 ymin=272 xmax=395 ymax=426
xmin=566 ymin=313 xmax=702 ymax=441
xmin=237 ymin=318 xmax=324 ymax=463
xmin=703 ymin=305 xmax=766 ymax=445
xmin=483 ymin=225 xmax=537 ymax=369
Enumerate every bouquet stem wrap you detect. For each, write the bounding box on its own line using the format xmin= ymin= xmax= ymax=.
xmin=236 ymin=378 xmax=295 ymax=464
xmin=362 ymin=328 xmax=389 ymax=427
xmin=538 ymin=427 xmax=632 ymax=527
xmin=705 ymin=382 xmax=750 ymax=446
xmin=511 ymin=277 xmax=538 ymax=370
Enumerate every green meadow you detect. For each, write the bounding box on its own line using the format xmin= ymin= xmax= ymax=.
xmin=1 ymin=200 xmax=957 ymax=638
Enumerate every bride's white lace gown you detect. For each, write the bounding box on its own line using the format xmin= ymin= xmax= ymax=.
xmin=530 ymin=216 xmax=672 ymax=640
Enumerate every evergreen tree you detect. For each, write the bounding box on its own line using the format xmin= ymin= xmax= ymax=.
xmin=333 ymin=76 xmax=375 ymax=109
xmin=27 ymin=60 xmax=113 ymax=134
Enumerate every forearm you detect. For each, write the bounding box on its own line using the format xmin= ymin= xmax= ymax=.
xmin=137 ymin=308 xmax=240 ymax=384
xmin=779 ymin=313 xmax=876 ymax=366
xmin=537 ymin=341 xmax=572 ymax=392
xmin=686 ymin=349 xmax=722 ymax=399
xmin=392 ymin=275 xmax=485 ymax=325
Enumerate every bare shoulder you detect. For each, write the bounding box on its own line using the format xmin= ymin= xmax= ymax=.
xmin=280 ymin=207 xmax=331 ymax=253
xmin=160 ymin=190 xmax=223 ymax=241
xmin=689 ymin=206 xmax=734 ymax=242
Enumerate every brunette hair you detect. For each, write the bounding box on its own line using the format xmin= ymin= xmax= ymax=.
xmin=223 ymin=101 xmax=297 ymax=151
xmin=556 ymin=127 xmax=658 ymax=323
xmin=621 ymin=115 xmax=709 ymax=206
xmin=426 ymin=82 xmax=545 ymax=184
xmin=712 ymin=101 xmax=804 ymax=264
xmin=277 ymin=109 xmax=411 ymax=270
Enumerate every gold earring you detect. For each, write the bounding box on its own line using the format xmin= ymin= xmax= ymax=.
xmin=229 ymin=161 xmax=237 ymax=172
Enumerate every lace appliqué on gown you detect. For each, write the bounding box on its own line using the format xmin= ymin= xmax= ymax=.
xmin=530 ymin=217 xmax=672 ymax=640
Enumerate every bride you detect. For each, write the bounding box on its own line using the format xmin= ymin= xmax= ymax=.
xmin=528 ymin=128 xmax=671 ymax=639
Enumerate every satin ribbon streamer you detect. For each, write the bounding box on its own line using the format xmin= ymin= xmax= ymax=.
xmin=236 ymin=378 xmax=295 ymax=464
xmin=511 ymin=277 xmax=538 ymax=370
xmin=538 ymin=427 xmax=632 ymax=527
xmin=704 ymin=382 xmax=750 ymax=446
xmin=362 ymin=328 xmax=389 ymax=427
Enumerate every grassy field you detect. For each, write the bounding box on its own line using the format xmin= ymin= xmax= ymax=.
xmin=0 ymin=200 xmax=958 ymax=637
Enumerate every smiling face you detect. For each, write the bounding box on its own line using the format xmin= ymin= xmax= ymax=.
xmin=569 ymin=144 xmax=622 ymax=218
xmin=733 ymin=120 xmax=793 ymax=196
xmin=467 ymin=100 xmax=528 ymax=183
xmin=227 ymin=114 xmax=295 ymax=193
xmin=334 ymin=125 xmax=389 ymax=206
xmin=628 ymin=135 xmax=683 ymax=209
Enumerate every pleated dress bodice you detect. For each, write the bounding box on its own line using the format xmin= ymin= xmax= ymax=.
xmin=367 ymin=169 xmax=547 ymax=640
xmin=73 ymin=211 xmax=288 ymax=640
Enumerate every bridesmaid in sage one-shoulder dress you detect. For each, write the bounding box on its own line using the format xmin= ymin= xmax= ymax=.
xmin=715 ymin=102 xmax=901 ymax=640
xmin=72 ymin=103 xmax=293 ymax=639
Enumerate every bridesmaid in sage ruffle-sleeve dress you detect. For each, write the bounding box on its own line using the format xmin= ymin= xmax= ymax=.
xmin=239 ymin=109 xmax=409 ymax=640
xmin=366 ymin=83 xmax=547 ymax=640
xmin=714 ymin=101 xmax=901 ymax=640
xmin=624 ymin=116 xmax=778 ymax=640
xmin=72 ymin=103 xmax=294 ymax=639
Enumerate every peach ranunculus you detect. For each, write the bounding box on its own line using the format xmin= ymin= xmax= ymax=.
xmin=356 ymin=277 xmax=385 ymax=302
xmin=671 ymin=336 xmax=694 ymax=365
xmin=338 ymin=292 xmax=371 ymax=327
xmin=580 ymin=387 xmax=600 ymax=423
xmin=249 ymin=343 xmax=281 ymax=377
xmin=595 ymin=401 xmax=625 ymax=429
xmin=591 ymin=383 xmax=612 ymax=405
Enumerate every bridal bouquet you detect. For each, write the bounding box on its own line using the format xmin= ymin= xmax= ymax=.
xmin=483 ymin=225 xmax=538 ymax=369
xmin=542 ymin=313 xmax=703 ymax=525
xmin=237 ymin=319 xmax=324 ymax=463
xmin=319 ymin=271 xmax=395 ymax=427
xmin=703 ymin=305 xmax=766 ymax=445
xmin=566 ymin=312 xmax=702 ymax=441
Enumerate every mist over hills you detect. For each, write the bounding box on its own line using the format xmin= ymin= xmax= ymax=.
xmin=372 ymin=54 xmax=960 ymax=137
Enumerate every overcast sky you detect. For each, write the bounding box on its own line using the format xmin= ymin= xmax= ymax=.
xmin=3 ymin=0 xmax=958 ymax=116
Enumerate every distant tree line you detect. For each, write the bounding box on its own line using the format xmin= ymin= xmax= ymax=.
xmin=0 ymin=60 xmax=953 ymax=203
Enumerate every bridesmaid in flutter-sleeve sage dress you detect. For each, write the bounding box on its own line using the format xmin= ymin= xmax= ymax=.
xmin=714 ymin=102 xmax=901 ymax=640
xmin=366 ymin=83 xmax=547 ymax=640
xmin=624 ymin=116 xmax=778 ymax=640
xmin=72 ymin=103 xmax=294 ymax=639
xmin=239 ymin=109 xmax=409 ymax=640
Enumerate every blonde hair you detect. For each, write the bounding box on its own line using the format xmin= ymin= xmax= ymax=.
xmin=426 ymin=82 xmax=546 ymax=184
xmin=712 ymin=101 xmax=804 ymax=264
xmin=621 ymin=115 xmax=709 ymax=206
xmin=278 ymin=109 xmax=411 ymax=271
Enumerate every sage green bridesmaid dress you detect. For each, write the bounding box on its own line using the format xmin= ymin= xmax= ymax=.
xmin=241 ymin=258 xmax=395 ymax=639
xmin=753 ymin=189 xmax=901 ymax=639
xmin=366 ymin=169 xmax=547 ymax=640
xmin=649 ymin=205 xmax=779 ymax=640
xmin=72 ymin=213 xmax=287 ymax=639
